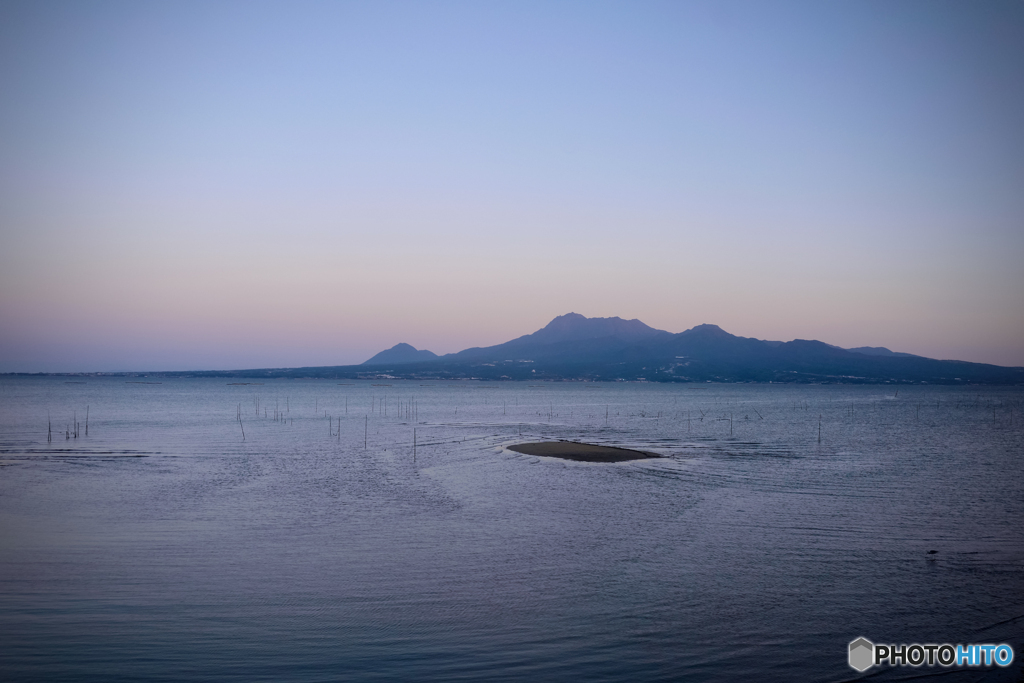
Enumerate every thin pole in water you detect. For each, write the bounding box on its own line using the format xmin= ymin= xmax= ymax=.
xmin=86 ymin=406 xmax=89 ymax=436
xmin=364 ymin=416 xmax=367 ymax=449
xmin=818 ymin=415 xmax=822 ymax=444
xmin=414 ymin=428 xmax=417 ymax=460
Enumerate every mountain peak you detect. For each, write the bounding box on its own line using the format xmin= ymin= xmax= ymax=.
xmin=532 ymin=313 xmax=667 ymax=343
xmin=362 ymin=343 xmax=438 ymax=366
xmin=681 ymin=323 xmax=729 ymax=337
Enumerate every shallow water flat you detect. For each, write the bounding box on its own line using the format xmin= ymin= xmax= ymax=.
xmin=1 ymin=378 xmax=1022 ymax=681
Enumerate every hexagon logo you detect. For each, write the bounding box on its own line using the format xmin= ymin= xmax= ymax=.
xmin=849 ymin=637 xmax=874 ymax=672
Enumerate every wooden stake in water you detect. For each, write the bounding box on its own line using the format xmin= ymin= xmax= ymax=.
xmin=86 ymin=406 xmax=89 ymax=436
xmin=364 ymin=416 xmax=367 ymax=449
xmin=414 ymin=428 xmax=417 ymax=460
xmin=818 ymin=415 xmax=822 ymax=444
xmin=47 ymin=412 xmax=52 ymax=443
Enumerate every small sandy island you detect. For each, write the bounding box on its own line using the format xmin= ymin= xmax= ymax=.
xmin=507 ymin=441 xmax=658 ymax=463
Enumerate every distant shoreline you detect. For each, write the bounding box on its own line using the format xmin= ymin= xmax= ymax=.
xmin=4 ymin=315 xmax=1022 ymax=384
xmin=1 ymin=372 xmax=1019 ymax=386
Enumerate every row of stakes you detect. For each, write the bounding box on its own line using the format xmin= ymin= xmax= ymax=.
xmin=48 ymin=407 xmax=87 ymax=442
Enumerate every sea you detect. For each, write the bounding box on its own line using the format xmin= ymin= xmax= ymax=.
xmin=1 ymin=377 xmax=1021 ymax=682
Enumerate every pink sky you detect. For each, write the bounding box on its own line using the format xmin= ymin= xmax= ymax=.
xmin=2 ymin=2 xmax=1022 ymax=371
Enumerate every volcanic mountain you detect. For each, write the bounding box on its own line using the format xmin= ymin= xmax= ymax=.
xmin=353 ymin=314 xmax=1021 ymax=384
xmin=362 ymin=343 xmax=438 ymax=365
xmin=162 ymin=313 xmax=1022 ymax=384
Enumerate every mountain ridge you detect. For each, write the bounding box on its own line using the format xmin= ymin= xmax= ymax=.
xmin=52 ymin=313 xmax=1022 ymax=384
xmin=349 ymin=314 xmax=1021 ymax=384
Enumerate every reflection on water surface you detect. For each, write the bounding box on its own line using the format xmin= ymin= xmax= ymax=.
xmin=1 ymin=378 xmax=1022 ymax=681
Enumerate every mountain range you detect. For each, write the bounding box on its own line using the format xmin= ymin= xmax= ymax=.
xmin=91 ymin=313 xmax=1020 ymax=384
xmin=347 ymin=313 xmax=1021 ymax=384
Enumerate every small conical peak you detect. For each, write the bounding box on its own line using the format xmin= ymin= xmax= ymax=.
xmin=362 ymin=342 xmax=438 ymax=365
xmin=681 ymin=324 xmax=730 ymax=337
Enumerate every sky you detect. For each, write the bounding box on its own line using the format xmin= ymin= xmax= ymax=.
xmin=1 ymin=0 xmax=1023 ymax=372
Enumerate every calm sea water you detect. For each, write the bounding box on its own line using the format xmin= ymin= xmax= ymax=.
xmin=1 ymin=377 xmax=1022 ymax=682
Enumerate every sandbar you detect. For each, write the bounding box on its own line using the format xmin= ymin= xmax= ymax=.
xmin=507 ymin=441 xmax=657 ymax=463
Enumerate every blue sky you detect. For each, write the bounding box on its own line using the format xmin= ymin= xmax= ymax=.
xmin=1 ymin=1 xmax=1022 ymax=371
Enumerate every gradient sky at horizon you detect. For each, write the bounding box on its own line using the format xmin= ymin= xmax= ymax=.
xmin=2 ymin=0 xmax=1023 ymax=372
